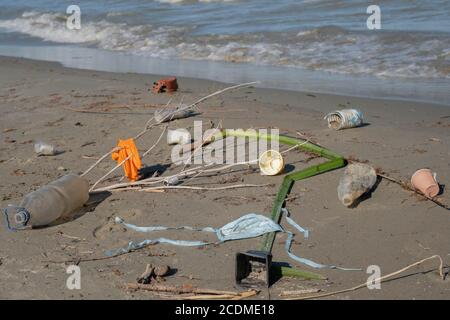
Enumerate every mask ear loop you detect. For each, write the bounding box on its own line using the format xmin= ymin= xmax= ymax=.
xmin=281 ymin=208 xmax=362 ymax=271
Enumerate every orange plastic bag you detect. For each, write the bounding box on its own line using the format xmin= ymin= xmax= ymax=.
xmin=112 ymin=138 xmax=142 ymax=181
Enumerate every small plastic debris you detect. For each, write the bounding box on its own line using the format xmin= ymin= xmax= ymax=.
xmin=154 ymin=105 xmax=193 ymax=123
xmin=167 ymin=129 xmax=191 ymax=145
xmin=164 ymin=176 xmax=180 ymax=186
xmin=259 ymin=150 xmax=284 ymax=176
xmin=34 ymin=141 xmax=57 ymax=156
xmin=3 ymin=174 xmax=89 ymax=230
xmin=324 ymin=109 xmax=364 ymax=130
xmin=337 ymin=163 xmax=377 ymax=207
xmin=411 ymin=168 xmax=439 ymax=198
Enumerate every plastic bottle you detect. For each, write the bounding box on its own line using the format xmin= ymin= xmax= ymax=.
xmin=3 ymin=174 xmax=90 ymax=230
xmin=337 ymin=163 xmax=377 ymax=207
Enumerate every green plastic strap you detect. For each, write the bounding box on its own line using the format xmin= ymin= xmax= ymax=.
xmin=220 ymin=130 xmax=346 ymax=253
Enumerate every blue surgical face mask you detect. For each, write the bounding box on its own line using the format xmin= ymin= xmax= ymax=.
xmin=107 ymin=210 xmax=361 ymax=271
xmin=108 ymin=213 xmax=283 ymax=254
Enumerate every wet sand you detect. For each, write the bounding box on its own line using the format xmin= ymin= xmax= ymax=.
xmin=0 ymin=56 xmax=449 ymax=299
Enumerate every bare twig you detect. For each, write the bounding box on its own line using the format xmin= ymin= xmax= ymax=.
xmin=280 ymin=289 xmax=321 ymax=297
xmin=89 ymin=153 xmax=132 ymax=192
xmin=125 ymin=283 xmax=239 ymax=296
xmin=107 ymin=183 xmax=271 ymax=193
xmin=286 ymin=255 xmax=445 ymax=300
xmin=378 ymin=173 xmax=449 ymax=210
xmin=141 ymin=184 xmax=270 ymax=192
xmin=82 ymin=82 xmax=257 ymax=182
xmin=90 ymin=160 xmax=258 ymax=193
xmin=142 ymin=126 xmax=167 ymax=158
xmin=81 ymin=147 xmax=121 ymax=177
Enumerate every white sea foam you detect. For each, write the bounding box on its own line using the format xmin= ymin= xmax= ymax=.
xmin=0 ymin=11 xmax=448 ymax=80
xmin=156 ymin=0 xmax=236 ymax=3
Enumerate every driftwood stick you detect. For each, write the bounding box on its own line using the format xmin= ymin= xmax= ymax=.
xmin=90 ymin=160 xmax=258 ymax=193
xmin=104 ymin=184 xmax=270 ymax=193
xmin=89 ymin=153 xmax=132 ymax=192
xmin=81 ymin=147 xmax=121 ymax=177
xmin=133 ymin=98 xmax=171 ymax=140
xmin=125 ymin=283 xmax=239 ymax=296
xmin=138 ymin=184 xmax=271 ymax=192
xmin=280 ymin=289 xmax=321 ymax=297
xmin=183 ymin=290 xmax=259 ymax=300
xmin=142 ymin=126 xmax=167 ymax=158
xmin=231 ymin=290 xmax=259 ymax=300
xmin=183 ymin=294 xmax=236 ymax=300
xmin=286 ymin=255 xmax=444 ymax=300
xmin=185 ymin=81 xmax=259 ymax=112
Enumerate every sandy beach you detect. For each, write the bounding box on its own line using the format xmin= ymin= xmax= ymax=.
xmin=0 ymin=55 xmax=449 ymax=300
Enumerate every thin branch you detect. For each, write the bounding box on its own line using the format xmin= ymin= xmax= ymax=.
xmin=81 ymin=147 xmax=121 ymax=177
xmin=377 ymin=173 xmax=449 ymax=210
xmin=109 ymin=183 xmax=271 ymax=193
xmin=286 ymin=255 xmax=444 ymax=300
xmin=142 ymin=126 xmax=167 ymax=158
xmin=82 ymin=82 xmax=257 ymax=180
xmin=89 ymin=153 xmax=133 ymax=192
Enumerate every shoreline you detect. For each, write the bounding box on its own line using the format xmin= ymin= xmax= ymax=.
xmin=0 ymin=45 xmax=449 ymax=107
xmin=0 ymin=55 xmax=449 ymax=300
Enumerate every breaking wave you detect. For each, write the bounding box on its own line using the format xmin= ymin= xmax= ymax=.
xmin=0 ymin=11 xmax=449 ymax=79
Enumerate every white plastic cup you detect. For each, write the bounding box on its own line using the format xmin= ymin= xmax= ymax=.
xmin=167 ymin=129 xmax=191 ymax=145
xmin=34 ymin=141 xmax=56 ymax=156
xmin=259 ymin=150 xmax=285 ymax=176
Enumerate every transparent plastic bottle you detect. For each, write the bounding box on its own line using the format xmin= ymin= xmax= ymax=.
xmin=3 ymin=174 xmax=89 ymax=230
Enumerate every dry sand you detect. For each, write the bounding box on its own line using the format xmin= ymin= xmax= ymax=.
xmin=0 ymin=56 xmax=449 ymax=299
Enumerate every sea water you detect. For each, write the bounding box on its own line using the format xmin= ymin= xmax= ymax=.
xmin=0 ymin=0 xmax=448 ymax=104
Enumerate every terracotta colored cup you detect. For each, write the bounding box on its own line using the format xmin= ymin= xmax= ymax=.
xmin=161 ymin=77 xmax=178 ymax=92
xmin=152 ymin=77 xmax=178 ymax=94
xmin=411 ymin=168 xmax=439 ymax=198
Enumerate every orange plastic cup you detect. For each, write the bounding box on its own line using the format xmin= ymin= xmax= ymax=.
xmin=411 ymin=168 xmax=439 ymax=198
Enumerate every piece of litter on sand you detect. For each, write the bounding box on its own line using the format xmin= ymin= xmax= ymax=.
xmin=154 ymin=106 xmax=193 ymax=123
xmin=324 ymin=109 xmax=364 ymax=130
xmin=411 ymin=168 xmax=440 ymax=199
xmin=337 ymin=163 xmax=377 ymax=207
xmin=125 ymin=283 xmax=239 ymax=296
xmin=3 ymin=174 xmax=89 ymax=230
xmin=109 ymin=210 xmax=360 ymax=271
xmin=34 ymin=141 xmax=57 ymax=156
xmin=280 ymin=288 xmax=321 ymax=297
xmin=152 ymin=77 xmax=178 ymax=94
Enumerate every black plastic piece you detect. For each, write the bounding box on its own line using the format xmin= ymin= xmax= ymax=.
xmin=235 ymin=250 xmax=272 ymax=287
